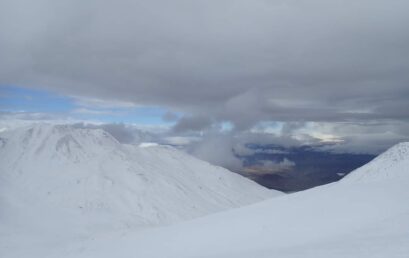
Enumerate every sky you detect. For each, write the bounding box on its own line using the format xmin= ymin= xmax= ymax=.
xmin=0 ymin=85 xmax=171 ymax=124
xmin=1 ymin=0 xmax=409 ymax=168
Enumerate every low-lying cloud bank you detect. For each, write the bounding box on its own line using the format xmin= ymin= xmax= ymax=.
xmin=0 ymin=112 xmax=407 ymax=187
xmin=132 ymin=120 xmax=408 ymax=173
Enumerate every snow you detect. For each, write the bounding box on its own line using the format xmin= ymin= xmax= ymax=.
xmin=57 ymin=142 xmax=409 ymax=258
xmin=341 ymin=142 xmax=409 ymax=183
xmin=0 ymin=123 xmax=277 ymax=257
xmin=1 ymin=125 xmax=408 ymax=258
xmin=62 ymin=180 xmax=409 ymax=258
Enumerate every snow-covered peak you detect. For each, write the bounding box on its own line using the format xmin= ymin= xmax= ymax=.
xmin=0 ymin=123 xmax=120 ymax=165
xmin=0 ymin=123 xmax=278 ymax=233
xmin=342 ymin=142 xmax=409 ymax=183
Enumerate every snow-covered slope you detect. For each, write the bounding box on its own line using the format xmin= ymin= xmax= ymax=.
xmin=341 ymin=142 xmax=409 ymax=183
xmin=16 ymin=141 xmax=407 ymax=258
xmin=2 ymin=127 xmax=408 ymax=258
xmin=0 ymin=123 xmax=277 ymax=253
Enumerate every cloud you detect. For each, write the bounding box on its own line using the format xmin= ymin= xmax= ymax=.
xmin=0 ymin=0 xmax=409 ymax=154
xmin=172 ymin=115 xmax=213 ymax=133
xmin=1 ymin=0 xmax=408 ymax=125
xmin=321 ymin=134 xmax=407 ymax=155
xmin=186 ymin=130 xmax=308 ymax=172
xmin=260 ymin=159 xmax=295 ymax=170
xmin=162 ymin=112 xmax=179 ymax=122
xmin=254 ymin=149 xmax=289 ymax=155
xmin=189 ymin=134 xmax=243 ymax=171
xmin=243 ymin=158 xmax=296 ymax=176
xmin=0 ymin=111 xmax=64 ymax=121
xmin=301 ymin=121 xmax=409 ymax=154
xmin=232 ymin=143 xmax=256 ymax=156
xmin=72 ymin=96 xmax=137 ymax=109
xmin=72 ymin=122 xmax=156 ymax=144
xmin=162 ymin=136 xmax=200 ymax=146
xmin=71 ymin=108 xmax=116 ymax=115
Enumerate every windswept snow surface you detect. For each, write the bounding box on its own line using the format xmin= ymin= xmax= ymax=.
xmin=0 ymin=124 xmax=277 ymax=258
xmin=4 ymin=140 xmax=408 ymax=258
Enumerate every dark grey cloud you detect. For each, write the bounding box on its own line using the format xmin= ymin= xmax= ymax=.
xmin=162 ymin=112 xmax=179 ymax=122
xmin=1 ymin=0 xmax=409 ymax=152
xmin=172 ymin=115 xmax=213 ymax=133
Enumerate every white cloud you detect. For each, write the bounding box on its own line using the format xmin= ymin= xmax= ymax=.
xmin=260 ymin=159 xmax=295 ymax=170
xmin=190 ymin=135 xmax=243 ymax=171
xmin=71 ymin=108 xmax=116 ymax=115
xmin=72 ymin=96 xmax=138 ymax=109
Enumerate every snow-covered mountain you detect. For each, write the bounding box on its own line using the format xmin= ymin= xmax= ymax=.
xmin=2 ymin=127 xmax=408 ymax=258
xmin=341 ymin=142 xmax=409 ymax=183
xmin=10 ymin=141 xmax=405 ymax=258
xmin=0 ymin=124 xmax=276 ymax=236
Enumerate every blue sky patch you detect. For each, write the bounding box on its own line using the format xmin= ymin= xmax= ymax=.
xmin=0 ymin=85 xmax=173 ymax=125
xmin=0 ymin=85 xmax=74 ymax=113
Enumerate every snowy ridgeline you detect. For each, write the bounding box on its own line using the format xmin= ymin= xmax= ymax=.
xmin=0 ymin=124 xmax=277 ymax=228
xmin=1 ymin=124 xmax=409 ymax=258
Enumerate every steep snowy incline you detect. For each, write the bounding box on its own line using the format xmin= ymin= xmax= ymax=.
xmin=0 ymin=124 xmax=277 ymax=237
xmin=341 ymin=142 xmax=409 ymax=183
xmin=45 ymin=142 xmax=409 ymax=258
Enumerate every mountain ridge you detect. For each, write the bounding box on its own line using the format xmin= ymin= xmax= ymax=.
xmin=0 ymin=123 xmax=278 ymax=232
xmin=57 ymin=141 xmax=409 ymax=258
xmin=342 ymin=141 xmax=409 ymax=183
